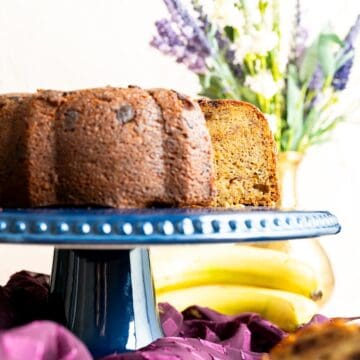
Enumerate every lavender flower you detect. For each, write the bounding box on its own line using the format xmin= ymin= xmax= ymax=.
xmin=309 ymin=65 xmax=323 ymax=91
xmin=343 ymin=14 xmax=360 ymax=52
xmin=215 ymin=31 xmax=243 ymax=79
xmin=305 ymin=65 xmax=324 ymax=111
xmin=295 ymin=27 xmax=308 ymax=62
xmin=190 ymin=0 xmax=210 ymax=33
xmin=152 ymin=19 xmax=184 ymax=51
xmin=151 ymin=0 xmax=211 ymax=73
xmin=290 ymin=0 xmax=308 ymax=67
xmin=332 ymin=14 xmax=360 ymax=90
xmin=226 ymin=49 xmax=243 ymax=79
xmin=332 ymin=58 xmax=354 ymax=90
xmin=164 ymin=0 xmax=210 ymax=51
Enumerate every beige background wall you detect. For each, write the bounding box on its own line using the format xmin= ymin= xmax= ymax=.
xmin=0 ymin=0 xmax=359 ymax=317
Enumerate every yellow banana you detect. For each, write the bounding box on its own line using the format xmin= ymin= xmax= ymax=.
xmin=150 ymin=244 xmax=321 ymax=300
xmin=156 ymin=285 xmax=318 ymax=332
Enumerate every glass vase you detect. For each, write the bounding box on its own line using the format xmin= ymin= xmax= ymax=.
xmin=251 ymin=151 xmax=334 ymax=305
xmin=277 ymin=151 xmax=335 ymax=305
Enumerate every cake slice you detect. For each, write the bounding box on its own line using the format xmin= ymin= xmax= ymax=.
xmin=199 ymin=99 xmax=280 ymax=207
xmin=265 ymin=320 xmax=360 ymax=360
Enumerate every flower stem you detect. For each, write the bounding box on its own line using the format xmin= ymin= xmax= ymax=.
xmin=212 ymin=52 xmax=242 ymax=99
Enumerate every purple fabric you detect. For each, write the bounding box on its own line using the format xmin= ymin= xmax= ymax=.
xmin=102 ymin=337 xmax=262 ymax=360
xmin=87 ymin=303 xmax=281 ymax=359
xmin=158 ymin=303 xmax=184 ymax=337
xmin=170 ymin=305 xmax=286 ymax=354
xmin=0 ymin=272 xmax=332 ymax=360
xmin=0 ymin=286 xmax=14 ymax=329
xmin=0 ymin=271 xmax=51 ymax=330
xmin=0 ymin=321 xmax=92 ymax=360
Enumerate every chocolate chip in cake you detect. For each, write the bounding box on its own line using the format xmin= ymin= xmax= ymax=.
xmin=63 ymin=109 xmax=79 ymax=131
xmin=115 ymin=104 xmax=135 ymax=124
xmin=253 ymin=183 xmax=270 ymax=193
xmin=230 ymin=176 xmax=243 ymax=184
xmin=173 ymin=91 xmax=194 ymax=110
xmin=201 ymin=99 xmax=221 ymax=108
xmin=347 ymin=353 xmax=360 ymax=360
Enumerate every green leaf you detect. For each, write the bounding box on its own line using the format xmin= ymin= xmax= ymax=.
xmin=309 ymin=116 xmax=345 ymax=142
xmin=303 ymin=107 xmax=320 ymax=136
xmin=198 ymin=74 xmax=222 ymax=99
xmin=199 ymin=71 xmax=243 ymax=100
xmin=318 ymin=33 xmax=344 ymax=79
xmin=198 ymin=73 xmax=211 ymax=90
xmin=224 ymin=26 xmax=236 ymax=42
xmin=335 ymin=49 xmax=354 ymax=71
xmin=308 ymin=116 xmax=345 ymax=146
xmin=269 ymin=49 xmax=281 ymax=81
xmin=297 ymin=107 xmax=320 ymax=151
xmin=259 ymin=0 xmax=269 ymax=15
xmin=286 ymin=64 xmax=304 ymax=150
xmin=280 ymin=128 xmax=291 ymax=152
xmin=238 ymin=86 xmax=260 ymax=107
xmin=320 ymin=33 xmax=343 ymax=47
xmin=299 ymin=39 xmax=319 ymax=84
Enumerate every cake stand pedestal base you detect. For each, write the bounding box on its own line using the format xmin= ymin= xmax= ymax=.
xmin=50 ymin=248 xmax=163 ymax=358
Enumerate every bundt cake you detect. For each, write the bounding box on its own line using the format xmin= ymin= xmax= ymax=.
xmin=0 ymin=87 xmax=279 ymax=208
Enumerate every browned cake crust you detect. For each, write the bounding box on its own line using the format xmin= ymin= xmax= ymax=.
xmin=0 ymin=87 xmax=215 ymax=208
xmin=0 ymin=94 xmax=31 ymax=205
xmin=199 ymin=99 xmax=280 ymax=207
xmin=264 ymin=320 xmax=360 ymax=360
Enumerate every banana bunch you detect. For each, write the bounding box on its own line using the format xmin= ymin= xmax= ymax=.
xmin=150 ymin=244 xmax=322 ymax=331
xmin=156 ymin=285 xmax=317 ymax=332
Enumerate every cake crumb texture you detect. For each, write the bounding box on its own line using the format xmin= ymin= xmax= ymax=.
xmin=199 ymin=99 xmax=280 ymax=207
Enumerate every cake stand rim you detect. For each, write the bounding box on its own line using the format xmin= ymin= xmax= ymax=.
xmin=0 ymin=207 xmax=341 ymax=246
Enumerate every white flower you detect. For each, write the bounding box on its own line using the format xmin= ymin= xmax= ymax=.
xmin=232 ymin=35 xmax=253 ymax=64
xmin=204 ymin=0 xmax=245 ymax=30
xmin=251 ymin=29 xmax=278 ymax=54
xmin=262 ymin=6 xmax=275 ymax=30
xmin=242 ymin=0 xmax=262 ymax=25
xmin=277 ymin=0 xmax=296 ymax=72
xmin=264 ymin=113 xmax=278 ymax=134
xmin=232 ymin=29 xmax=278 ymax=64
xmin=245 ymin=71 xmax=283 ymax=99
xmin=277 ymin=51 xmax=289 ymax=73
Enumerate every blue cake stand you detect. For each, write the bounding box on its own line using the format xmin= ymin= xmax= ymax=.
xmin=0 ymin=208 xmax=340 ymax=358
